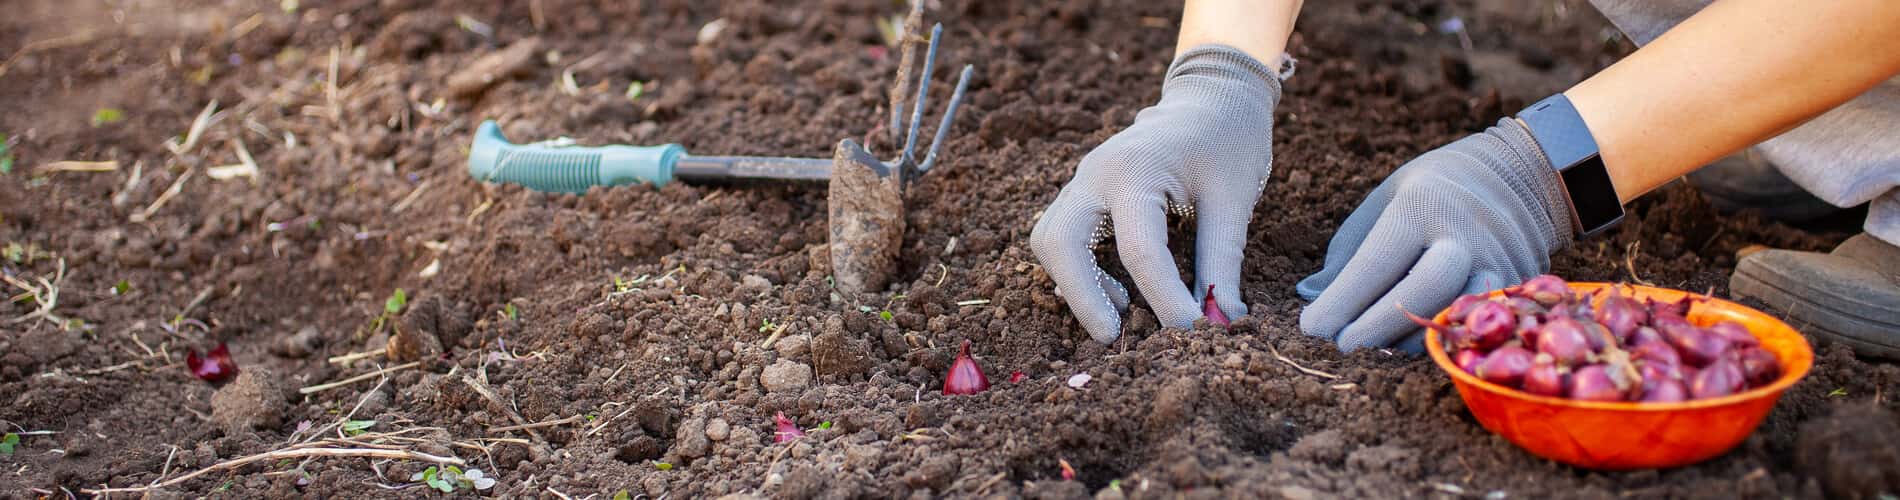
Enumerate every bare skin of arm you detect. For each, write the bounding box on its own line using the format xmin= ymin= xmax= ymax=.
xmin=1565 ymin=0 xmax=1900 ymax=203
xmin=1176 ymin=0 xmax=1305 ymax=63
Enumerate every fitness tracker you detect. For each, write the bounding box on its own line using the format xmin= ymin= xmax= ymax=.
xmin=1515 ymin=94 xmax=1624 ymax=239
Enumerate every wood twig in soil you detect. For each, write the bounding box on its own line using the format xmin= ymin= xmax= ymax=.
xmin=759 ymin=322 xmax=790 ymax=348
xmin=298 ymin=362 xmax=421 ymax=394
xmin=36 ymin=160 xmax=119 ymax=173
xmin=488 ymin=415 xmax=584 ymax=434
xmin=81 ymin=446 xmax=464 ymax=495
xmin=461 ymin=376 xmax=545 ymax=442
xmin=0 ymin=29 xmax=101 ymax=78
xmin=975 ymin=472 xmax=1008 ymax=495
xmin=1624 ymin=241 xmax=1658 ymax=287
xmin=327 ymin=350 xmax=386 ymax=365
xmin=1267 ymin=342 xmax=1340 ymax=380
xmin=584 ymin=403 xmax=637 ymax=437
xmin=111 ymin=161 xmax=144 ymax=207
xmin=3 ymin=259 xmax=67 ymax=326
xmin=130 ymin=168 xmax=193 ymax=223
xmin=164 ymin=100 xmax=220 ymax=157
xmin=152 ymin=445 xmax=179 ymax=486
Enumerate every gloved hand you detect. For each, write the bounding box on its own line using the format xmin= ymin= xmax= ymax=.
xmin=1031 ymin=44 xmax=1282 ymax=343
xmin=1296 ymin=118 xmax=1576 ymax=352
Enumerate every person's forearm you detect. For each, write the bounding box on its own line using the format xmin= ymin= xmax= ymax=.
xmin=1176 ymin=0 xmax=1304 ymax=63
xmin=1563 ymin=0 xmax=1900 ymax=203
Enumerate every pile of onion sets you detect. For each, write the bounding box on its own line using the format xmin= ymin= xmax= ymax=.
xmin=1411 ymin=275 xmax=1781 ymax=402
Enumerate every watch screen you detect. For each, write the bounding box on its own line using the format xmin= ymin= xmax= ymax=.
xmin=1559 ymin=155 xmax=1623 ymax=236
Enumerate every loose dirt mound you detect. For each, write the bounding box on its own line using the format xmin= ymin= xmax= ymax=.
xmin=3 ymin=0 xmax=1894 ymax=498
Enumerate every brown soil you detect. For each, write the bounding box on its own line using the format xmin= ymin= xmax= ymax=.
xmin=3 ymin=0 xmax=1896 ymax=498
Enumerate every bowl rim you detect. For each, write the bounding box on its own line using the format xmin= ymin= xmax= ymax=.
xmin=1424 ymin=282 xmax=1813 ymax=411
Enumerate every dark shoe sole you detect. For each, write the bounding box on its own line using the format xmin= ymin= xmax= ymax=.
xmin=1685 ymin=151 xmax=1842 ymax=223
xmin=1732 ymin=253 xmax=1900 ymax=360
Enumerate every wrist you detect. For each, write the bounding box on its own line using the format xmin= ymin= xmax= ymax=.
xmin=1511 ymin=95 xmax=1625 ymax=240
xmin=1176 ymin=0 xmax=1303 ymax=63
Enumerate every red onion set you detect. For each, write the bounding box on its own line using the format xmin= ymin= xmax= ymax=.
xmin=1411 ymin=275 xmax=1781 ymax=402
xmin=186 ymin=343 xmax=240 ymax=384
xmin=942 ymin=339 xmax=991 ymax=395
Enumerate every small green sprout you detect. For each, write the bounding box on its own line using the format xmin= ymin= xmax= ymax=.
xmin=759 ymin=318 xmax=779 ymax=333
xmin=614 ymin=491 xmax=632 ymax=500
xmin=654 ymin=461 xmax=673 ymax=471
xmin=384 ymin=289 xmax=407 ymax=314
xmin=415 ymin=466 xmax=452 ymax=492
xmin=342 ymin=420 xmax=376 ymax=436
xmin=91 ymin=108 xmax=126 ymax=127
xmin=1109 ymin=479 xmax=1122 ymax=492
xmin=626 ymin=81 xmax=645 ymax=101
xmin=2 ymin=242 xmax=26 ymax=263
xmin=0 ymin=133 xmax=13 ymax=174
xmin=502 ymin=303 xmax=519 ymax=321
xmin=612 ymin=274 xmax=653 ymax=294
xmin=112 ymin=280 xmax=132 ymax=296
xmin=411 ymin=465 xmax=493 ymax=492
xmin=585 ymin=414 xmax=598 ymax=422
xmin=217 ymin=480 xmax=235 ymax=491
xmin=0 ymin=433 xmax=19 ymax=454
xmin=1828 ymin=387 xmax=1848 ymax=398
xmin=878 ymin=310 xmax=894 ymax=323
xmin=817 ymin=421 xmax=833 ymax=430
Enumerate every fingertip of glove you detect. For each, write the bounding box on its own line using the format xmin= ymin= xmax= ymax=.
xmin=1298 ymin=305 xmax=1340 ymax=341
xmin=1293 ymin=275 xmax=1326 ymax=301
xmin=1088 ymin=325 xmax=1122 ymax=345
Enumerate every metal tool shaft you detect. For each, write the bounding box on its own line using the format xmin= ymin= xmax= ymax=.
xmin=673 ymin=155 xmax=833 ymax=182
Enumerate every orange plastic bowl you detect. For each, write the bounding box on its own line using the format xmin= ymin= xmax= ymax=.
xmin=1425 ymin=282 xmax=1813 ymax=470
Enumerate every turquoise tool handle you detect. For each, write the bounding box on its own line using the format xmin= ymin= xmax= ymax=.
xmin=467 ymin=120 xmax=684 ymax=193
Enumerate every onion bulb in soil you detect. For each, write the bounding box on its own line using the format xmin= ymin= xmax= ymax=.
xmin=186 ymin=343 xmax=240 ymax=384
xmin=1202 ymin=284 xmax=1230 ymax=327
xmin=774 ymin=412 xmax=805 ymax=443
xmin=1426 ymin=275 xmax=1780 ymax=403
xmin=942 ymin=339 xmax=991 ymax=395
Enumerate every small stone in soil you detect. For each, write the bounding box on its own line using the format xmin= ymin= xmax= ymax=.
xmin=210 ymin=369 xmax=292 ymax=437
xmin=760 ymin=359 xmax=813 ymax=393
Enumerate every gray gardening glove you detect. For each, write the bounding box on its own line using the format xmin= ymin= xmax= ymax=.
xmin=1296 ymin=118 xmax=1576 ymax=352
xmin=1031 ymin=44 xmax=1281 ymax=343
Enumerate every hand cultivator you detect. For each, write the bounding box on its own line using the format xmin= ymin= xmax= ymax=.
xmin=466 ymin=9 xmax=971 ymax=295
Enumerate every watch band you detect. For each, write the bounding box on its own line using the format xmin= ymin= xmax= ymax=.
xmin=1516 ymin=94 xmax=1625 ymax=239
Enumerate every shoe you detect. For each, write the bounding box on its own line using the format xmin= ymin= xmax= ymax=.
xmin=1686 ymin=149 xmax=1842 ymax=223
xmin=1731 ymin=233 xmax=1900 ymax=359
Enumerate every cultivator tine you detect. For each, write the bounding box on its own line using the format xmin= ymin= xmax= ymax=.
xmin=919 ymin=64 xmax=973 ymax=173
xmin=900 ymin=23 xmax=945 ymax=167
xmin=887 ymin=1 xmax=926 ymax=145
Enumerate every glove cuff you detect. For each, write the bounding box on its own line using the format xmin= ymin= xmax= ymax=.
xmin=1162 ymin=44 xmax=1284 ymax=115
xmin=1488 ymin=117 xmax=1578 ymax=250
